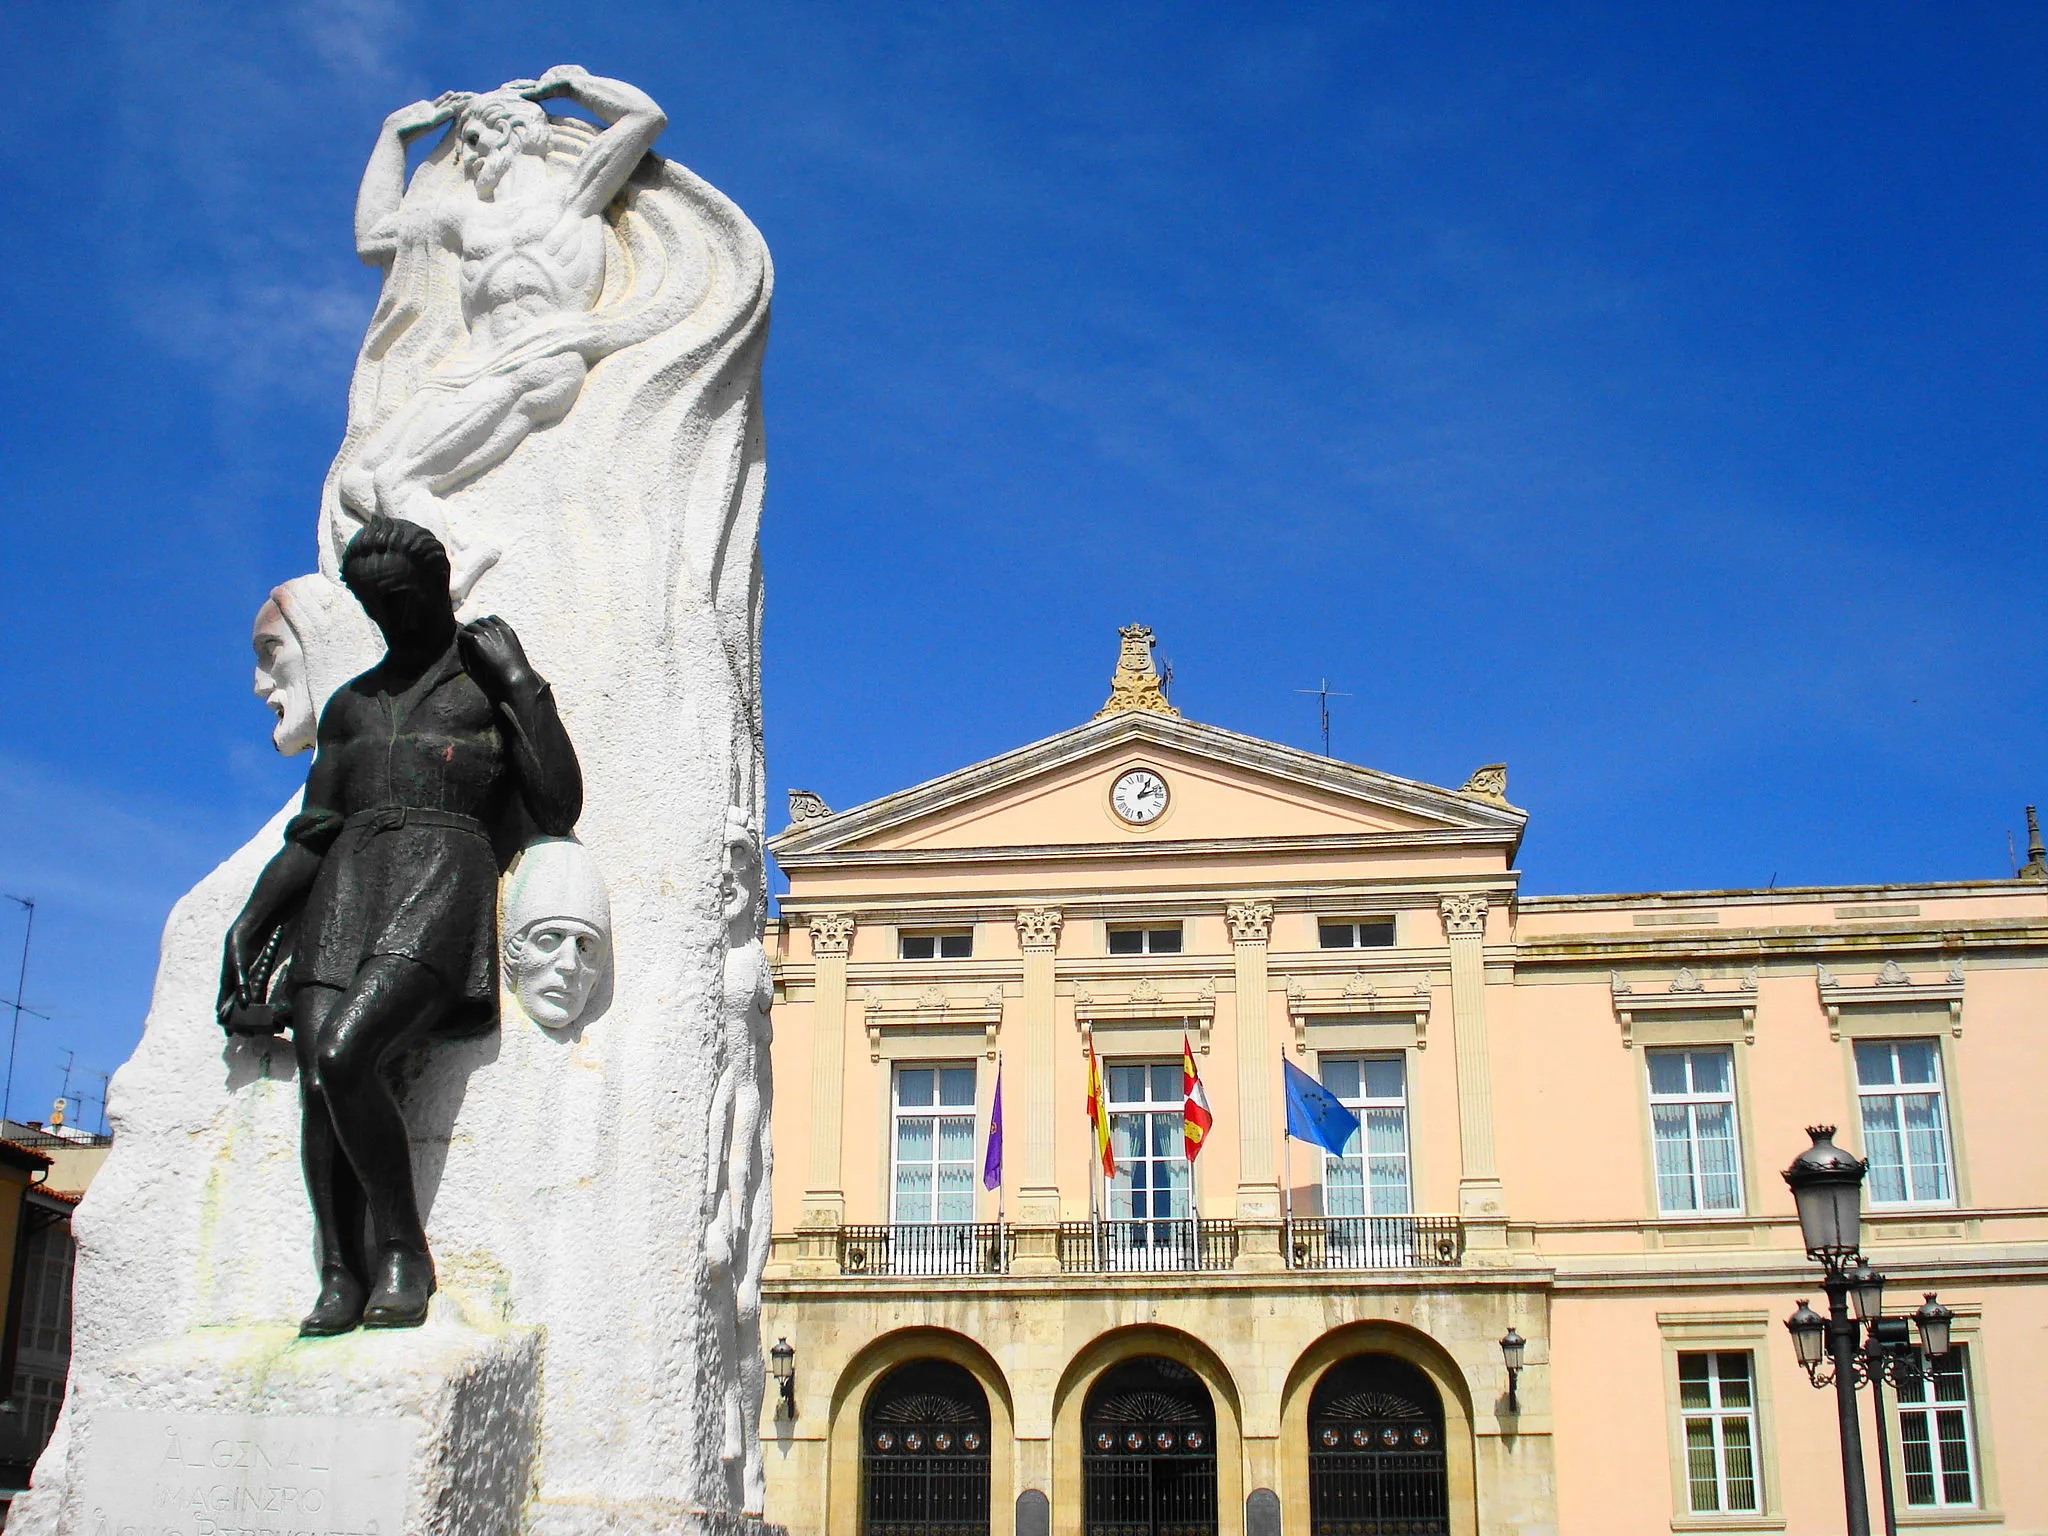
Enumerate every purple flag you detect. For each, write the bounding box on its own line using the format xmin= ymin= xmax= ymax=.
xmin=982 ymin=1064 xmax=1004 ymax=1190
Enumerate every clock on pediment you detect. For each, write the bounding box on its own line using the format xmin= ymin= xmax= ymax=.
xmin=1110 ymin=768 xmax=1170 ymax=826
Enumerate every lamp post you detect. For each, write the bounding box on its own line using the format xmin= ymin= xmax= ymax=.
xmin=769 ymin=1336 xmax=796 ymax=1420
xmin=1499 ymin=1328 xmax=1526 ymax=1414
xmin=1782 ymin=1127 xmax=1955 ymax=1536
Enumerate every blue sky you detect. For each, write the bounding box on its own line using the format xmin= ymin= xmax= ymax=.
xmin=4 ymin=2 xmax=2045 ymax=1126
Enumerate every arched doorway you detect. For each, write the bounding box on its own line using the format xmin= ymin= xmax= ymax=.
xmin=1307 ymin=1353 xmax=1449 ymax=1535
xmin=1082 ymin=1355 xmax=1219 ymax=1536
xmin=862 ymin=1358 xmax=992 ymax=1536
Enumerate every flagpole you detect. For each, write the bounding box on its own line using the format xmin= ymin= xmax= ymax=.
xmin=1281 ymin=1047 xmax=1293 ymax=1242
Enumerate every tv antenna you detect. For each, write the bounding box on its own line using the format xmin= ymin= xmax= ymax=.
xmin=1294 ymin=679 xmax=1353 ymax=757
xmin=2 ymin=896 xmax=43 ymax=1127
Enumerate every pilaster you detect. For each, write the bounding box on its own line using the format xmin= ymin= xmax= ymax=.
xmin=800 ymin=913 xmax=854 ymax=1258
xmin=1013 ymin=907 xmax=1064 ymax=1273
xmin=1440 ymin=893 xmax=1507 ymax=1249
xmin=1228 ymin=901 xmax=1283 ymax=1269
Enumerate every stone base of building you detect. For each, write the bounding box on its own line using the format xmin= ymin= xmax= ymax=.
xmin=16 ymin=1299 xmax=541 ymax=1536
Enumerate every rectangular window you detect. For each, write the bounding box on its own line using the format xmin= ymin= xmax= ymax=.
xmin=1647 ymin=1047 xmax=1744 ymax=1214
xmin=1318 ymin=1055 xmax=1411 ymax=1216
xmin=1318 ymin=919 xmax=1397 ymax=949
xmin=899 ymin=930 xmax=973 ymax=960
xmin=1678 ymin=1351 xmax=1761 ymax=1514
xmin=1104 ymin=1061 xmax=1189 ymax=1221
xmin=1896 ymin=1346 xmax=1979 ymax=1508
xmin=890 ymin=1064 xmax=977 ymax=1224
xmin=1856 ymin=1039 xmax=1953 ymax=1205
xmin=1107 ymin=926 xmax=1183 ymax=956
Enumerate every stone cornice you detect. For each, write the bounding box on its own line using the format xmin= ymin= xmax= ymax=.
xmin=775 ymin=827 xmax=1523 ymax=871
xmin=1518 ymin=879 xmax=2043 ymax=911
xmin=769 ymin=711 xmax=1525 ymax=858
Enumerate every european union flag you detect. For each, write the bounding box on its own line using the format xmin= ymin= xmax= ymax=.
xmin=1283 ymin=1057 xmax=1360 ymax=1158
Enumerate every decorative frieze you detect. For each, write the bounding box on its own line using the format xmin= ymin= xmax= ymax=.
xmin=1816 ymin=960 xmax=1964 ymax=1041
xmin=1610 ymin=968 xmax=1758 ymax=1048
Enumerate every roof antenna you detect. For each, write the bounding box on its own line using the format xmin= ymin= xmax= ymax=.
xmin=1294 ymin=678 xmax=1352 ymax=757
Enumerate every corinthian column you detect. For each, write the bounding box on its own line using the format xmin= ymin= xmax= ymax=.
xmin=1012 ymin=908 xmax=1064 ymax=1273
xmin=802 ymin=913 xmax=855 ymax=1238
xmin=1440 ymin=893 xmax=1507 ymax=1248
xmin=1228 ymin=902 xmax=1284 ymax=1269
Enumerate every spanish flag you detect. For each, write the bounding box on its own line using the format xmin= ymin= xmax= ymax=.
xmin=1085 ymin=1036 xmax=1116 ymax=1178
xmin=1182 ymin=1033 xmax=1214 ymax=1162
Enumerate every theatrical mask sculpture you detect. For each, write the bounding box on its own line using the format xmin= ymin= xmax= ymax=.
xmin=332 ymin=66 xmax=668 ymax=598
xmin=500 ymin=837 xmax=611 ymax=1028
xmin=220 ymin=516 xmax=582 ymax=1335
xmin=253 ymin=575 xmax=382 ymax=756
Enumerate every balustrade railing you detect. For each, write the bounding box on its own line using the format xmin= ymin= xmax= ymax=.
xmin=1057 ymin=1217 xmax=1238 ymax=1273
xmin=838 ymin=1222 xmax=1013 ymax=1277
xmin=1285 ymin=1215 xmax=1464 ymax=1269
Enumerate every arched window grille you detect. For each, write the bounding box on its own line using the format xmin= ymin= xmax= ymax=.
xmin=862 ymin=1358 xmax=992 ymax=1536
xmin=1307 ymin=1354 xmax=1449 ymax=1536
xmin=1082 ymin=1355 xmax=1219 ymax=1536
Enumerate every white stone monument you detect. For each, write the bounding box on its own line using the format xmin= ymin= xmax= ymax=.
xmin=14 ymin=66 xmax=775 ymax=1536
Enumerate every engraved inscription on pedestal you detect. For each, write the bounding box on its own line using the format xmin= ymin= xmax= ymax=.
xmin=80 ymin=1412 xmax=417 ymax=1535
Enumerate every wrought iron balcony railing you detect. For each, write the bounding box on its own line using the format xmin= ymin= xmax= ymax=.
xmin=1285 ymin=1215 xmax=1464 ymax=1270
xmin=1058 ymin=1217 xmax=1238 ymax=1273
xmin=838 ymin=1222 xmax=1013 ymax=1277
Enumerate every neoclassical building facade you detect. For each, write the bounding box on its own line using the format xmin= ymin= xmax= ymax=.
xmin=758 ymin=628 xmax=2048 ymax=1536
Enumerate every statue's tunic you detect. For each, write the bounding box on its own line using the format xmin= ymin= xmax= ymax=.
xmin=287 ymin=641 xmax=518 ymax=1035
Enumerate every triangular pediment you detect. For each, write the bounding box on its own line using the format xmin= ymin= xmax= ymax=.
xmin=770 ymin=713 xmax=1523 ymax=864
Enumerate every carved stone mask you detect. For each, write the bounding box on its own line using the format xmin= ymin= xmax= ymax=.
xmin=506 ymin=919 xmax=607 ymax=1027
xmin=501 ymin=838 xmax=612 ymax=1028
xmin=254 ymin=575 xmax=380 ymax=757
xmin=253 ymin=598 xmax=314 ymax=755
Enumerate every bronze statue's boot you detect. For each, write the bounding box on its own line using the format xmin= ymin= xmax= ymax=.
xmin=360 ymin=1244 xmax=436 ymax=1329
xmin=299 ymin=1267 xmax=368 ymax=1337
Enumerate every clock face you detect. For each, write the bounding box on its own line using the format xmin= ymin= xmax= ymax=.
xmin=1111 ymin=769 xmax=1169 ymax=825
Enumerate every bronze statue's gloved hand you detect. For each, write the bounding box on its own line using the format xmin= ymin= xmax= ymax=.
xmin=459 ymin=615 xmax=542 ymax=701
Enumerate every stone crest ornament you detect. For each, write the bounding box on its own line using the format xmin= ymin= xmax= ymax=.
xmin=500 ymin=837 xmax=612 ymax=1028
xmin=18 ymin=65 xmax=778 ymax=1536
xmin=1459 ymin=763 xmax=1510 ymax=806
xmin=1095 ymin=624 xmax=1180 ymax=718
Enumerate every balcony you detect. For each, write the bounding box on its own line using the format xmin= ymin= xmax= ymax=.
xmin=839 ymin=1222 xmax=1013 ymax=1276
xmin=1057 ymin=1218 xmax=1238 ymax=1272
xmin=1284 ymin=1215 xmax=1464 ymax=1269
xmin=823 ymin=1216 xmax=1465 ymax=1276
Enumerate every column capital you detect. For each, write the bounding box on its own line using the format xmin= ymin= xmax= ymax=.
xmin=1226 ymin=901 xmax=1274 ymax=944
xmin=1438 ymin=893 xmax=1488 ymax=937
xmin=807 ymin=912 xmax=855 ymax=955
xmin=1015 ymin=907 xmax=1064 ymax=951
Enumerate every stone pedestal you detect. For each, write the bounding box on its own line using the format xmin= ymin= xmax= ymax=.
xmin=54 ymin=1304 xmax=538 ymax=1536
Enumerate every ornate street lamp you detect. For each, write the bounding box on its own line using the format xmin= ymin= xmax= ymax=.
xmin=1782 ymin=1128 xmax=1957 ymax=1536
xmin=1499 ymin=1328 xmax=1526 ymax=1414
xmin=769 ymin=1336 xmax=797 ymax=1420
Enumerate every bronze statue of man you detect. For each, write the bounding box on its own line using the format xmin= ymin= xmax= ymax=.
xmin=221 ymin=516 xmax=582 ymax=1335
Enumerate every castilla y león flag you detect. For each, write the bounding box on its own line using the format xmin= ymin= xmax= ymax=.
xmin=1182 ymin=1033 xmax=1214 ymax=1161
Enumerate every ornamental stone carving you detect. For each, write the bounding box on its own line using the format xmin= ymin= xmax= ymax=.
xmin=1094 ymin=624 xmax=1181 ymax=719
xmin=786 ymin=788 xmax=833 ymax=826
xmin=1015 ymin=907 xmax=1064 ymax=950
xmin=1459 ymin=763 xmax=1510 ymax=806
xmin=1439 ymin=893 xmax=1489 ymax=937
xmin=808 ymin=913 xmax=855 ymax=955
xmin=1226 ymin=902 xmax=1274 ymax=943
